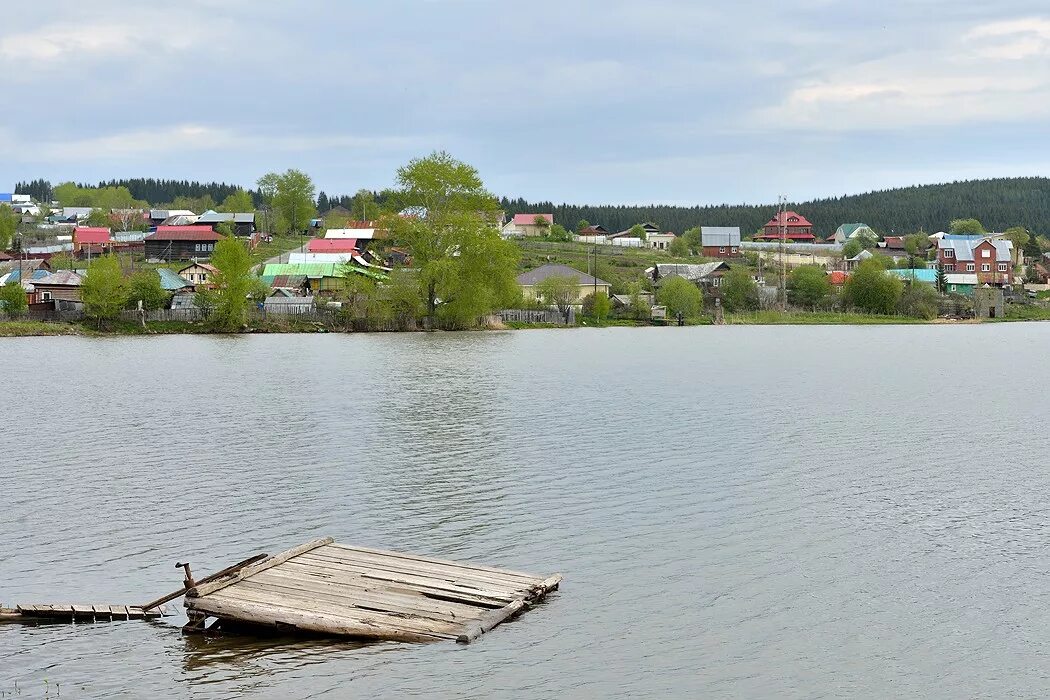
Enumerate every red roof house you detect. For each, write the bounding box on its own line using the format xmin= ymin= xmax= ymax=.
xmin=754 ymin=211 xmax=817 ymax=242
xmin=308 ymin=238 xmax=358 ymax=253
xmin=503 ymin=213 xmax=555 ymax=237
xmin=73 ymin=226 xmax=112 ymax=253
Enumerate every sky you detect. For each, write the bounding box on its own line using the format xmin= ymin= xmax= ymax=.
xmin=3 ymin=0 xmax=1050 ymax=205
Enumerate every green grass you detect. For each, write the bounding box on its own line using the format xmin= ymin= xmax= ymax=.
xmin=723 ymin=311 xmax=928 ymax=325
xmin=0 ymin=320 xmax=84 ymax=336
xmin=994 ymin=304 xmax=1050 ymax=322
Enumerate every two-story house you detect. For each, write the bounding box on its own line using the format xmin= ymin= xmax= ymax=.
xmin=936 ymin=235 xmax=1013 ymax=285
xmin=754 ymin=211 xmax=817 ymax=242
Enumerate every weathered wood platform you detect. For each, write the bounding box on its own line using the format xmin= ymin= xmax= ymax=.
xmin=1 ymin=604 xmax=171 ymax=622
xmin=184 ymin=537 xmax=562 ymax=643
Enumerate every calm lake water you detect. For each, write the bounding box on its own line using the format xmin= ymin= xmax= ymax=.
xmin=4 ymin=326 xmax=1050 ymax=698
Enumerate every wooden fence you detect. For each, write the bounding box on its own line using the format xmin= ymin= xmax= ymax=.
xmin=499 ymin=308 xmax=574 ymax=325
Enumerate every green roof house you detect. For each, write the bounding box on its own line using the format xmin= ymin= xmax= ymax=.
xmin=830 ymin=223 xmax=877 ymax=244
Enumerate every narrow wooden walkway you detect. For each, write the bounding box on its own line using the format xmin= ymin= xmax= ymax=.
xmin=1 ymin=604 xmax=170 ymax=622
xmin=184 ymin=537 xmax=562 ymax=643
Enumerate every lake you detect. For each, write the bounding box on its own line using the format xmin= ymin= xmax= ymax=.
xmin=3 ymin=325 xmax=1050 ymax=698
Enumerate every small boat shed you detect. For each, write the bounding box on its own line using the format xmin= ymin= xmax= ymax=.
xmin=184 ymin=537 xmax=562 ymax=643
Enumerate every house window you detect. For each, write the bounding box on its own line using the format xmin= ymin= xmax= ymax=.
xmin=712 ymin=277 xmax=720 ymax=287
xmin=981 ymin=264 xmax=990 ymax=272
xmin=731 ymin=247 xmax=737 ymax=253
xmin=966 ymin=263 xmax=975 ymax=271
xmin=42 ymin=291 xmax=52 ymax=301
xmin=950 ymin=285 xmax=957 ymax=292
xmin=944 ymin=249 xmax=954 ymax=258
xmin=944 ymin=264 xmax=955 ymax=271
xmin=981 ymin=249 xmax=991 ymax=258
xmin=998 ymin=263 xmax=1007 ymax=272
xmin=719 ymin=247 xmax=725 ymax=253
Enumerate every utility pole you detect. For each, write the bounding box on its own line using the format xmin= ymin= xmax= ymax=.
xmin=778 ymin=195 xmax=787 ymax=310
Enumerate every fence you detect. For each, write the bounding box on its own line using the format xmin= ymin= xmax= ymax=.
xmin=499 ymin=308 xmax=574 ymax=325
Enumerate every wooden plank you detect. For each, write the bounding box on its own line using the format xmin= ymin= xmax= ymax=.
xmin=532 ymin=574 xmax=563 ymax=598
xmin=188 ymin=538 xmax=333 ymax=599
xmin=111 ymin=606 xmax=129 ymax=620
xmin=204 ymin=587 xmax=465 ymax=637
xmin=307 ymin=548 xmax=545 ymax=591
xmin=72 ymin=605 xmax=94 ymax=619
xmin=92 ymin=605 xmax=112 ymax=620
xmin=187 ymin=594 xmax=456 ymax=643
xmin=239 ymin=574 xmax=483 ymax=625
xmin=291 ymin=556 xmax=527 ymax=599
xmin=140 ymin=553 xmax=268 ymax=611
xmin=126 ymin=607 xmax=144 ymax=619
xmin=313 ymin=546 xmax=545 ymax=588
xmin=456 ymin=599 xmax=526 ymax=644
xmin=326 ymin=543 xmax=541 ymax=581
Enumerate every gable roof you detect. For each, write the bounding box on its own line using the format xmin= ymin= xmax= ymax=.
xmin=325 ymin=228 xmax=375 ymax=240
xmin=32 ymin=270 xmax=83 ymax=287
xmin=179 ymin=262 xmax=218 ymax=274
xmin=195 ymin=210 xmax=256 ymax=224
xmin=937 ymin=236 xmax=1011 ymax=262
xmin=835 ymin=223 xmax=872 ymax=238
xmin=516 ymin=263 xmax=608 ymax=287
xmin=511 ymin=213 xmax=554 ymax=226
xmin=308 ymin=238 xmax=358 ymax=253
xmin=148 ymin=226 xmax=222 ymax=241
xmin=157 ymin=267 xmax=191 ymax=291
xmin=645 ymin=262 xmax=730 ymax=281
xmin=701 ymin=227 xmax=741 ymax=247
xmin=73 ymin=226 xmax=111 ymax=244
xmin=766 ymin=211 xmax=812 ymax=227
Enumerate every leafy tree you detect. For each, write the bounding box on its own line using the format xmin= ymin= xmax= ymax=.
xmin=220 ymin=189 xmax=255 ymax=213
xmin=209 ymin=238 xmax=255 ymax=330
xmin=257 ymin=170 xmax=316 ymax=235
xmin=629 ymin=224 xmax=647 ymax=241
xmin=721 ymin=267 xmax=759 ymax=311
xmin=897 ymin=281 xmax=940 ymax=319
xmin=669 ymin=235 xmax=689 ymax=257
xmin=657 ymin=276 xmax=702 ymax=318
xmin=683 ymin=226 xmax=702 ymax=253
xmin=215 ymin=221 xmax=234 ymax=237
xmin=82 ymin=255 xmax=129 ymax=326
xmin=842 ymin=258 xmax=903 ymax=314
xmin=86 ymin=208 xmax=110 ymax=228
xmin=950 ymin=218 xmax=985 ymax=235
xmin=576 ymin=219 xmax=591 ymax=232
xmin=1002 ymin=226 xmax=1029 ymax=256
xmin=385 ymin=151 xmax=520 ymax=328
xmin=127 ymin=270 xmax=168 ymax=310
xmin=546 ymin=223 xmax=573 ymax=242
xmin=788 ymin=265 xmax=831 ymax=308
xmin=854 ymin=230 xmax=878 ymax=249
xmin=340 ymin=270 xmax=383 ymax=320
xmin=351 ymin=189 xmax=376 ymax=221
xmin=903 ymin=232 xmax=929 ymax=268
xmin=842 ymin=239 xmax=863 ymax=259
xmin=582 ymin=291 xmax=611 ymax=321
xmin=167 ymin=194 xmax=216 ymax=213
xmin=48 ymin=253 xmax=74 ymax=271
xmin=536 ymin=274 xmax=579 ymax=322
xmin=626 ymin=280 xmax=649 ymax=320
xmin=384 ymin=268 xmax=425 ymax=326
xmin=0 ymin=282 xmax=27 ymax=315
xmin=0 ymin=204 xmax=18 ymax=250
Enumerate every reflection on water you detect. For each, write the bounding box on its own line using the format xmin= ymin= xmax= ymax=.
xmin=4 ymin=326 xmax=1050 ymax=698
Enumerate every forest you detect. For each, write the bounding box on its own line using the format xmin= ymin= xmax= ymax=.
xmin=16 ymin=176 xmax=1050 ymax=239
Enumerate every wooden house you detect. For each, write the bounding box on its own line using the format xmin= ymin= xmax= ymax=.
xmin=145 ymin=226 xmax=222 ymax=261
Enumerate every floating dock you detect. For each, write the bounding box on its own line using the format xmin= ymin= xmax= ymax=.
xmin=184 ymin=537 xmax=562 ymax=643
xmin=1 ymin=604 xmax=171 ymax=622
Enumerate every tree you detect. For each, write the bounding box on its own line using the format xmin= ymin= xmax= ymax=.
xmin=950 ymin=218 xmax=985 ymax=235
xmin=788 ymin=265 xmax=831 ymax=308
xmin=897 ymin=281 xmax=940 ymax=319
xmin=855 ymin=230 xmax=878 ymax=249
xmin=1003 ymin=226 xmax=1029 ymax=256
xmin=127 ymin=270 xmax=168 ymax=310
xmin=220 ymin=189 xmax=255 ymax=213
xmin=721 ymin=267 xmax=759 ymax=311
xmin=0 ymin=204 xmax=17 ymax=250
xmin=582 ymin=291 xmax=611 ymax=321
xmin=683 ymin=226 xmax=702 ymax=253
xmin=903 ymin=232 xmax=929 ymax=268
xmin=209 ymin=238 xmax=254 ymax=331
xmin=82 ymin=255 xmax=128 ymax=326
xmin=536 ymin=274 xmax=579 ymax=322
xmin=316 ymin=191 xmax=331 ymax=213
xmin=0 ymin=282 xmax=27 ymax=315
xmin=385 ymin=151 xmax=520 ymax=328
xmin=257 ymin=169 xmax=316 ymax=235
xmin=546 ymin=223 xmax=573 ymax=242
xmin=351 ymin=189 xmax=375 ymax=221
xmin=48 ymin=253 xmax=74 ymax=271
xmin=576 ymin=219 xmax=591 ymax=232
xmin=936 ymin=266 xmax=948 ymax=293
xmin=657 ymin=276 xmax=702 ymax=318
xmin=629 ymin=224 xmax=647 ymax=241
xmin=842 ymin=239 xmax=862 ymax=259
xmin=86 ymin=208 xmax=110 ymax=228
xmin=669 ymin=235 xmax=689 ymax=257
xmin=626 ymin=280 xmax=649 ymax=320
xmin=842 ymin=258 xmax=903 ymax=314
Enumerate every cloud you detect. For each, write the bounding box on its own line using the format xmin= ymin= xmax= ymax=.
xmin=0 ymin=21 xmax=195 ymax=64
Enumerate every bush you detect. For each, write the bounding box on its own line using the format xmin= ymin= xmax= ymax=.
xmin=657 ymin=276 xmax=702 ymax=318
xmin=897 ymin=281 xmax=940 ymax=319
xmin=582 ymin=291 xmax=612 ymax=321
xmin=842 ymin=258 xmax=903 ymax=314
xmin=0 ymin=283 xmax=27 ymax=315
xmin=721 ymin=267 xmax=759 ymax=311
xmin=787 ymin=265 xmax=831 ymax=308
xmin=127 ymin=270 xmax=169 ymax=310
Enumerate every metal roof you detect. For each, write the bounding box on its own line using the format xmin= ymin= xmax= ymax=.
xmin=325 ymin=228 xmax=375 ymax=240
xmin=645 ymin=262 xmax=729 ymax=281
xmin=157 ymin=268 xmax=191 ymax=291
xmin=516 ymin=263 xmax=609 ymax=287
xmin=701 ymin=227 xmax=741 ymax=247
xmin=945 ymin=273 xmax=979 ymax=285
xmin=937 ymin=236 xmax=1011 ymax=262
xmin=886 ymin=268 xmax=938 ymax=283
xmin=33 ymin=270 xmax=83 ymax=286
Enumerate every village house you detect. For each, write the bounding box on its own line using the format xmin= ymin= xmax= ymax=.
xmin=842 ymin=248 xmax=873 ymax=271
xmin=516 ymin=264 xmax=611 ymax=303
xmin=157 ymin=267 xmax=191 ymax=294
xmin=501 ymin=213 xmax=554 ymax=238
xmin=72 ymin=226 xmax=112 ymax=256
xmin=264 ymin=292 xmax=316 ymax=314
xmin=28 ymin=270 xmax=83 ymax=303
xmin=944 ymin=273 xmax=978 ymax=296
xmin=647 ymin=231 xmax=677 ymax=251
xmin=144 ymin=226 xmax=221 ymax=261
xmin=646 ymin=261 xmax=731 ymax=290
xmin=701 ymin=227 xmax=741 ymax=258
xmin=754 ymin=211 xmax=817 ymax=242
xmin=936 ymin=235 xmax=1013 ymax=286
xmin=830 ymin=223 xmax=876 ymax=244
xmin=148 ymin=209 xmax=196 ymax=227
xmin=196 ymin=210 xmax=257 ymax=237
xmin=178 ymin=262 xmax=219 ymax=288
xmin=308 ymin=238 xmax=358 ymax=253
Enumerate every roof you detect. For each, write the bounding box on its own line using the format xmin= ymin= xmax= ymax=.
xmin=835 ymin=223 xmax=872 ymax=238
xmin=645 ymin=262 xmax=730 ymax=281
xmin=325 ymin=228 xmax=375 ymax=240
xmin=308 ymin=238 xmax=358 ymax=253
xmin=73 ymin=226 xmax=111 ymax=244
xmin=765 ymin=211 xmax=813 ymax=227
xmin=170 ymin=293 xmax=197 ymax=309
xmin=511 ymin=213 xmax=554 ymax=226
xmin=147 ymin=226 xmax=222 ymax=241
xmin=264 ymin=295 xmax=315 ymax=306
xmin=578 ymin=225 xmax=608 ymax=235
xmin=828 ymin=271 xmax=848 ymax=285
xmin=701 ymin=227 xmax=741 ymax=247
xmin=195 ymin=210 xmax=255 ymax=224
xmin=179 ymin=262 xmax=218 ymax=274
xmin=267 ymin=274 xmax=308 ymax=288
xmin=846 ymin=249 xmax=874 ymax=262
xmin=945 ymin=273 xmax=979 ymax=285
xmin=886 ymin=268 xmax=938 ymax=283
xmin=937 ymin=236 xmax=1011 ymax=262
xmin=149 ymin=209 xmax=196 ymax=219
xmin=262 ymin=263 xmax=343 ymax=279
xmin=882 ymin=236 xmax=905 ymax=249
xmin=33 ymin=270 xmax=83 ymax=287
xmin=516 ymin=263 xmax=609 ymax=287
xmin=157 ymin=268 xmax=191 ymax=291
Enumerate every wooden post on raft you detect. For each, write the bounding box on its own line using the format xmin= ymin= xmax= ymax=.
xmin=138 ymin=553 xmax=269 ymax=612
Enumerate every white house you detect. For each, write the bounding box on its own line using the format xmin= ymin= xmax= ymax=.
xmin=501 ymin=213 xmax=554 ymax=238
xmin=831 ymin=223 xmax=877 ymax=244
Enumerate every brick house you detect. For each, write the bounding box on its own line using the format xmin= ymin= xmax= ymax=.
xmin=73 ymin=226 xmax=112 ymax=256
xmin=754 ymin=211 xmax=817 ymax=242
xmin=701 ymin=227 xmax=741 ymax=257
xmin=936 ymin=235 xmax=1013 ymax=286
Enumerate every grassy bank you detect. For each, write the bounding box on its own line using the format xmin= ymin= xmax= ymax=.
xmin=723 ymin=311 xmax=928 ymax=325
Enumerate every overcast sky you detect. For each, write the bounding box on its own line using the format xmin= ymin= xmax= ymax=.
xmin=3 ymin=0 xmax=1050 ymax=205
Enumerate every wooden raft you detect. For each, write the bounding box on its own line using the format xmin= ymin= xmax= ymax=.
xmin=184 ymin=537 xmax=562 ymax=643
xmin=1 ymin=604 xmax=171 ymax=622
